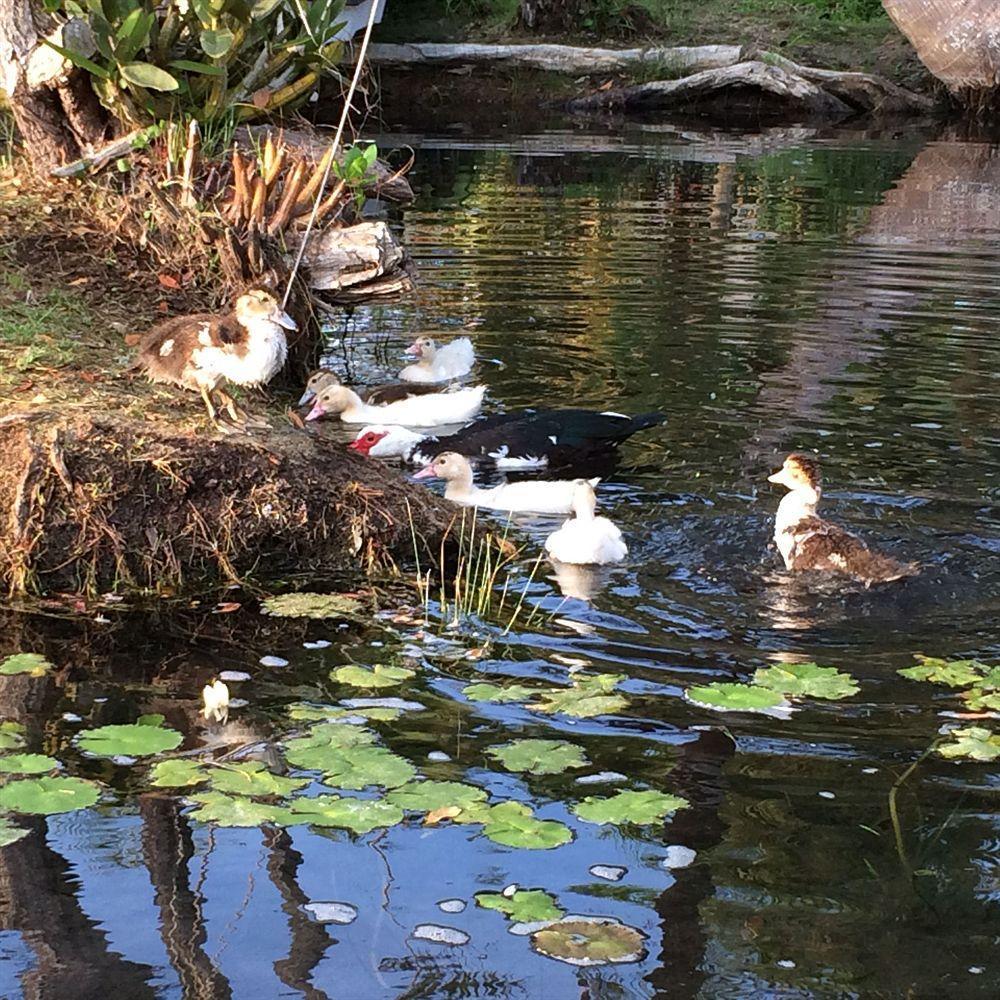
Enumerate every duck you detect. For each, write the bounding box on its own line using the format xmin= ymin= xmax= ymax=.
xmin=768 ymin=452 xmax=918 ymax=585
xmin=131 ymin=288 xmax=296 ymax=431
xmin=399 ymin=335 xmax=475 ymax=383
xmin=304 ymin=383 xmax=485 ymax=427
xmin=297 ymin=369 xmax=446 ymax=408
xmin=544 ymin=480 xmax=627 ymax=565
xmin=347 ymin=409 xmax=666 ymax=469
xmin=414 ymin=452 xmax=599 ymax=514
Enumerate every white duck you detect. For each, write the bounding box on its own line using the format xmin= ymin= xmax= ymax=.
xmin=399 ymin=336 xmax=475 ymax=383
xmin=544 ymin=480 xmax=627 ymax=565
xmin=413 ymin=451 xmax=598 ymax=514
xmin=305 ymin=383 xmax=484 ymax=427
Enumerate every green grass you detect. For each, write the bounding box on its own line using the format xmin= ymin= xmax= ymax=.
xmin=0 ymin=112 xmax=16 ymax=173
xmin=0 ymin=272 xmax=91 ymax=371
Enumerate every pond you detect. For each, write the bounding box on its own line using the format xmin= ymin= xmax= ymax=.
xmin=2 ymin=119 xmax=1000 ymax=998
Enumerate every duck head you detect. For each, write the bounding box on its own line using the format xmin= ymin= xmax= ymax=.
xmin=349 ymin=425 xmax=424 ymax=458
xmin=236 ymin=289 xmax=298 ymax=331
xmin=768 ymin=452 xmax=822 ymax=504
xmin=305 ymin=384 xmax=356 ymax=422
xmin=405 ymin=335 xmax=437 ymax=359
xmin=570 ymin=479 xmax=599 ymax=519
xmin=298 ymin=369 xmax=340 ymax=407
xmin=413 ymin=451 xmax=473 ymax=487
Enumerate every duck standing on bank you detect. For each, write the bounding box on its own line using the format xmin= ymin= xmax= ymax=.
xmin=544 ymin=480 xmax=627 ymax=565
xmin=131 ymin=288 xmax=296 ymax=432
xmin=348 ymin=409 xmax=666 ymax=468
xmin=768 ymin=452 xmax=918 ymax=585
xmin=304 ymin=383 xmax=485 ymax=427
xmin=413 ymin=452 xmax=598 ymax=514
xmin=399 ymin=336 xmax=475 ymax=383
xmin=298 ymin=369 xmax=446 ymax=408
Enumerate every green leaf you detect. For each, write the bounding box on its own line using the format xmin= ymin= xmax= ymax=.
xmin=169 ymin=58 xmax=227 ymax=76
xmin=965 ymin=688 xmax=1000 ymax=712
xmin=252 ymin=0 xmax=284 ymax=15
xmin=531 ymin=674 xmax=628 ymax=719
xmin=386 ymin=780 xmax=487 ymax=813
xmin=77 ymin=721 xmax=182 ymax=758
xmin=462 ymin=682 xmax=538 ymax=704
xmin=0 ymin=753 xmax=60 ymax=775
xmin=531 ymin=917 xmax=646 ymax=966
xmin=475 ymin=888 xmax=563 ymax=923
xmin=263 ymin=592 xmax=362 ymax=619
xmin=487 ymin=739 xmax=588 ymax=776
xmin=284 ymin=723 xmax=377 ymax=770
xmin=188 ymin=791 xmax=299 ymax=827
xmin=199 ymin=27 xmax=234 ymax=58
xmin=331 ymin=664 xmax=415 ymax=689
xmin=481 ymin=801 xmax=573 ymax=850
xmin=0 ymin=653 xmax=53 ymax=677
xmin=119 ymin=61 xmax=180 ymax=92
xmin=0 ymin=776 xmax=101 ymax=815
xmin=288 ymin=795 xmax=404 ymax=834
xmin=114 ymin=8 xmax=153 ymax=63
xmin=685 ymin=682 xmax=789 ymax=714
xmin=150 ymin=759 xmax=207 ymax=788
xmin=0 ymin=724 xmax=25 ymax=752
xmin=314 ymin=746 xmax=416 ymax=791
xmin=208 ymin=761 xmax=310 ymax=798
xmin=0 ymin=817 xmax=29 ymax=847
xmin=898 ymin=656 xmax=987 ymax=688
xmin=937 ymin=726 xmax=1000 ymax=762
xmin=752 ymin=662 xmax=859 ymax=701
xmin=287 ymin=702 xmax=401 ymax=723
xmin=41 ymin=40 xmax=112 ymax=80
xmin=573 ymin=789 xmax=689 ymax=826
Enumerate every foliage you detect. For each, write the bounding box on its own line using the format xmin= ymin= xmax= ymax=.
xmin=207 ymin=761 xmax=309 ymax=797
xmin=462 ymin=682 xmax=539 ymax=703
xmin=487 ymin=738 xmax=589 ymax=775
xmin=480 ymin=801 xmax=573 ymax=850
xmin=530 ymin=917 xmax=646 ymax=966
xmin=150 ymin=758 xmax=207 ymax=787
xmin=0 ymin=653 xmax=53 ymax=676
xmin=532 ymin=673 xmax=628 ymax=718
xmin=288 ymin=794 xmax=404 ymax=834
xmin=898 ymin=656 xmax=990 ymax=688
xmin=76 ymin=720 xmax=183 ymax=758
xmin=752 ymin=662 xmax=859 ymax=700
xmin=0 ymin=818 xmax=29 ymax=847
xmin=937 ymin=727 xmax=1000 ymax=762
xmin=573 ymin=789 xmax=688 ymax=826
xmin=476 ymin=888 xmax=563 ymax=923
xmin=188 ymin=790 xmax=298 ymax=827
xmin=331 ymin=664 xmax=416 ymax=689
xmin=685 ymin=681 xmax=789 ymax=715
xmin=386 ymin=780 xmax=487 ymax=813
xmin=0 ymin=723 xmax=25 ymax=752
xmin=0 ymin=776 xmax=101 ymax=815
xmin=0 ymin=753 xmax=61 ymax=774
xmin=263 ymin=592 xmax=362 ymax=619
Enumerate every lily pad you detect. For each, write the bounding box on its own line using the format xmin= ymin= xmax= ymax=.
xmin=0 ymin=818 xmax=29 ymax=847
xmin=284 ymin=724 xmax=377 ymax=770
xmin=0 ymin=776 xmax=101 ymax=815
xmin=937 ymin=726 xmax=1000 ymax=762
xmin=476 ymin=889 xmax=563 ymax=923
xmin=0 ymin=753 xmax=60 ymax=775
xmin=487 ymin=739 xmax=589 ymax=776
xmin=331 ymin=664 xmax=415 ymax=689
xmin=965 ymin=688 xmax=1000 ymax=712
xmin=77 ymin=721 xmax=183 ymax=758
xmin=150 ymin=759 xmax=207 ymax=788
xmin=288 ymin=795 xmax=404 ymax=834
xmin=188 ymin=791 xmax=298 ymax=827
xmin=207 ymin=762 xmax=309 ymax=798
xmin=387 ymin=780 xmax=487 ymax=813
xmin=752 ymin=662 xmax=859 ymax=700
xmin=288 ymin=702 xmax=400 ymax=723
xmin=0 ymin=723 xmax=24 ymax=751
xmin=573 ymin=789 xmax=689 ymax=826
xmin=262 ymin=593 xmax=362 ymax=619
xmin=531 ymin=916 xmax=647 ymax=966
xmin=685 ymin=682 xmax=790 ymax=715
xmin=898 ymin=656 xmax=988 ymax=688
xmin=531 ymin=674 xmax=628 ymax=719
xmin=481 ymin=801 xmax=573 ymax=850
xmin=462 ymin=682 xmax=538 ymax=703
xmin=0 ymin=653 xmax=53 ymax=677
xmin=315 ymin=746 xmax=416 ymax=790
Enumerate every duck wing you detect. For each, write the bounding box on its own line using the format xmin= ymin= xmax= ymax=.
xmin=362 ymin=382 xmax=445 ymax=405
xmin=791 ymin=517 xmax=916 ymax=583
xmin=133 ymin=313 xmax=240 ymax=385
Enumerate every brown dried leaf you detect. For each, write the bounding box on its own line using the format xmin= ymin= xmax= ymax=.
xmin=157 ymin=273 xmax=181 ymax=289
xmin=252 ymin=88 xmax=272 ymax=109
xmin=213 ymin=602 xmax=242 ymax=614
xmin=424 ymin=805 xmax=461 ymax=826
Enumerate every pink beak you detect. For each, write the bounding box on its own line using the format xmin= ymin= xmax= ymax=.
xmin=305 ymin=402 xmax=325 ymax=422
xmin=413 ymin=466 xmax=436 ymax=479
xmin=404 ymin=342 xmax=420 ymax=356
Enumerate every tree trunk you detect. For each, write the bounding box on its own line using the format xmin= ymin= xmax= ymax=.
xmin=518 ymin=0 xmax=584 ymax=33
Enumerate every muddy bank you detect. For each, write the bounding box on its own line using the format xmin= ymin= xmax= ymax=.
xmin=0 ymin=412 xmax=453 ymax=596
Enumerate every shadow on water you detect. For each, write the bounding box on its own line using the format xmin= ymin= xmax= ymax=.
xmin=5 ymin=119 xmax=1000 ymax=997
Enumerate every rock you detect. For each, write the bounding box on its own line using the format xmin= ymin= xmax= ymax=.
xmin=303 ymin=901 xmax=358 ymax=924
xmin=219 ymin=671 xmax=251 ymax=682
xmin=412 ymin=924 xmax=469 ymax=946
xmin=589 ymin=865 xmax=627 ymax=882
xmin=259 ymin=656 xmax=289 ymax=668
xmin=437 ymin=899 xmax=466 ymax=913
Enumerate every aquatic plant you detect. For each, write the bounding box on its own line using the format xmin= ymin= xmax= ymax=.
xmin=188 ymin=791 xmax=298 ymax=828
xmin=0 ymin=753 xmax=61 ymax=775
xmin=287 ymin=795 xmax=404 ymax=834
xmin=532 ymin=673 xmax=628 ymax=718
xmin=685 ymin=681 xmax=791 ymax=716
xmin=0 ymin=776 xmax=101 ymax=815
xmin=150 ymin=758 xmax=207 ymax=788
xmin=480 ymin=801 xmax=574 ymax=850
xmin=206 ymin=761 xmax=309 ymax=797
xmin=937 ymin=727 xmax=1000 ymax=762
xmin=898 ymin=655 xmax=991 ymax=688
xmin=0 ymin=652 xmax=53 ymax=676
xmin=462 ymin=681 xmax=540 ymax=703
xmin=0 ymin=723 xmax=26 ymax=751
xmin=530 ymin=917 xmax=647 ymax=967
xmin=386 ymin=780 xmax=488 ymax=815
xmin=330 ymin=664 xmax=415 ymax=689
xmin=573 ymin=789 xmax=689 ymax=826
xmin=487 ymin=738 xmax=589 ymax=775
xmin=262 ymin=592 xmax=362 ymax=619
xmin=752 ymin=662 xmax=859 ymax=700
xmin=76 ymin=717 xmax=183 ymax=758
xmin=475 ymin=889 xmax=564 ymax=923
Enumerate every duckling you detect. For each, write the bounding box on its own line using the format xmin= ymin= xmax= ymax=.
xmin=297 ymin=369 xmax=444 ymax=409
xmin=132 ymin=288 xmax=296 ymax=432
xmin=305 ymin=383 xmax=485 ymax=427
xmin=399 ymin=336 xmax=475 ymax=383
xmin=768 ymin=452 xmax=918 ymax=585
xmin=544 ymin=480 xmax=627 ymax=564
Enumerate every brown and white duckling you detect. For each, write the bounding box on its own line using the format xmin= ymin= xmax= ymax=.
xmin=768 ymin=453 xmax=918 ymax=585
xmin=132 ymin=288 xmax=296 ymax=432
xmin=399 ymin=335 xmax=475 ymax=383
xmin=298 ymin=369 xmax=444 ymax=409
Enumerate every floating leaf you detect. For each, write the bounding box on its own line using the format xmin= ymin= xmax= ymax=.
xmin=0 ymin=753 xmax=60 ymax=775
xmin=150 ymin=758 xmax=207 ymax=788
xmin=573 ymin=789 xmax=689 ymax=826
xmin=0 ymin=723 xmax=24 ymax=751
xmin=965 ymin=688 xmax=1000 ymax=712
xmin=288 ymin=795 xmax=403 ymax=834
xmin=426 ymin=806 xmax=461 ymax=825
xmin=531 ymin=917 xmax=647 ymax=966
xmin=898 ymin=656 xmax=988 ymax=688
xmin=0 ymin=776 xmax=100 ymax=815
xmin=532 ymin=674 xmax=628 ymax=719
xmin=752 ymin=662 xmax=859 ymax=701
xmin=284 ymin=724 xmax=377 ymax=770
xmin=288 ymin=702 xmax=402 ymax=723
xmin=476 ymin=889 xmax=563 ymax=923
xmin=463 ymin=682 xmax=538 ymax=703
xmin=77 ymin=721 xmax=182 ymax=758
xmin=387 ymin=780 xmax=487 ymax=814
xmin=314 ymin=746 xmax=416 ymax=791
xmin=208 ymin=762 xmax=309 ymax=798
xmin=331 ymin=664 xmax=415 ymax=689
xmin=262 ymin=593 xmax=362 ymax=619
xmin=685 ymin=682 xmax=789 ymax=715
xmin=0 ymin=818 xmax=29 ymax=847
xmin=0 ymin=653 xmax=53 ymax=676
xmin=487 ymin=739 xmax=589 ymax=776
xmin=188 ymin=791 xmax=298 ymax=827
xmin=119 ymin=61 xmax=179 ymax=92
xmin=937 ymin=726 xmax=1000 ymax=762
xmin=481 ymin=801 xmax=573 ymax=850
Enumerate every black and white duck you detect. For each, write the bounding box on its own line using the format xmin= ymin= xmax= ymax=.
xmin=297 ymin=369 xmax=445 ymax=408
xmin=768 ymin=452 xmax=918 ymax=585
xmin=132 ymin=288 xmax=296 ymax=432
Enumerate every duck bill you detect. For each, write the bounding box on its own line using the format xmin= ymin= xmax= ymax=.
xmin=347 ymin=439 xmax=364 ymax=453
xmin=274 ymin=309 xmax=298 ymax=331
xmin=298 ymin=388 xmax=315 ymax=406
xmin=767 ymin=470 xmax=787 ymax=485
xmin=412 ymin=466 xmax=436 ymax=479
xmin=305 ymin=402 xmax=325 ymax=422
xmin=404 ymin=342 xmax=421 ymax=356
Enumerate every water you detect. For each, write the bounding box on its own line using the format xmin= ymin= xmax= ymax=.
xmin=4 ymin=122 xmax=1000 ymax=997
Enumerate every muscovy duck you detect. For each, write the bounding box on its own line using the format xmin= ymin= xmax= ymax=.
xmin=298 ymin=369 xmax=445 ymax=408
xmin=399 ymin=335 xmax=475 ymax=383
xmin=544 ymin=480 xmax=627 ymax=564
xmin=304 ymin=383 xmax=485 ymax=427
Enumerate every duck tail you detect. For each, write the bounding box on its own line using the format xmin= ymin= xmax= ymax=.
xmin=863 ymin=555 xmax=920 ymax=587
xmin=626 ymin=412 xmax=667 ymax=434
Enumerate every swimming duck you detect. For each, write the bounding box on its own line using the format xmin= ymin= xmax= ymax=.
xmin=132 ymin=288 xmax=296 ymax=431
xmin=768 ymin=452 xmax=918 ymax=585
xmin=544 ymin=480 xmax=627 ymax=565
xmin=304 ymin=383 xmax=485 ymax=427
xmin=348 ymin=409 xmax=666 ymax=469
xmin=399 ymin=336 xmax=475 ymax=383
xmin=297 ymin=369 xmax=445 ymax=408
xmin=413 ymin=452 xmax=599 ymax=514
